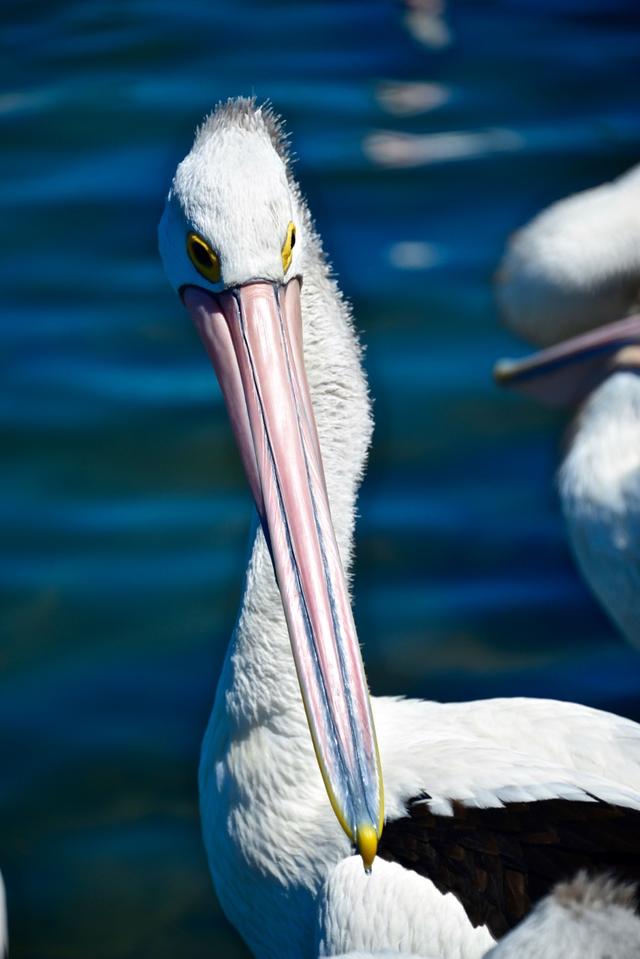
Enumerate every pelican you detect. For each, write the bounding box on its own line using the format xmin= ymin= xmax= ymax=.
xmin=485 ymin=872 xmax=640 ymax=959
xmin=324 ymin=871 xmax=640 ymax=959
xmin=159 ymin=99 xmax=640 ymax=959
xmin=494 ymin=164 xmax=640 ymax=647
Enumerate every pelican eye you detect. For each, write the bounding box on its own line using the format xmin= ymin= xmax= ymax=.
xmin=281 ymin=222 xmax=296 ymax=273
xmin=187 ymin=232 xmax=221 ymax=284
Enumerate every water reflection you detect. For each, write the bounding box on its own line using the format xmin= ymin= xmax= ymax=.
xmin=402 ymin=0 xmax=452 ymax=49
xmin=364 ymin=127 xmax=522 ymax=168
xmin=376 ymin=80 xmax=450 ymax=117
xmin=388 ymin=241 xmax=441 ymax=271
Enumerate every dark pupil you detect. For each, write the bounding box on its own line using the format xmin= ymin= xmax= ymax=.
xmin=290 ymin=229 xmax=296 ymax=249
xmin=193 ymin=243 xmax=212 ymax=267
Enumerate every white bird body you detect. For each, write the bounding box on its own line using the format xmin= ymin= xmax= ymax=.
xmin=496 ymin=164 xmax=640 ymax=648
xmin=559 ymin=371 xmax=640 ymax=645
xmin=322 ymin=871 xmax=640 ymax=959
xmin=160 ymin=101 xmax=640 ymax=959
xmin=328 ymin=954 xmax=428 ymax=959
xmin=316 ymin=856 xmax=489 ymax=959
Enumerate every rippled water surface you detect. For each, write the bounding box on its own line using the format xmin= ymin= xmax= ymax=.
xmin=2 ymin=1 xmax=640 ymax=955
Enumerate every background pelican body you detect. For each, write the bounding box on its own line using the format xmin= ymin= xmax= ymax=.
xmin=160 ymin=101 xmax=640 ymax=959
xmin=496 ymin=164 xmax=640 ymax=648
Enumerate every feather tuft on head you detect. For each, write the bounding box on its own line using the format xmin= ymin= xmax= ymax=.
xmin=195 ymin=96 xmax=292 ymax=167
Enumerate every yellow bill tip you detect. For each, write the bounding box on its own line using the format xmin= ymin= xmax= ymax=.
xmin=493 ymin=359 xmax=516 ymax=384
xmin=357 ymin=823 xmax=378 ymax=873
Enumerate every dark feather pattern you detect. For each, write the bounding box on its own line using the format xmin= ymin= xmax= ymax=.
xmin=377 ymin=796 xmax=640 ymax=938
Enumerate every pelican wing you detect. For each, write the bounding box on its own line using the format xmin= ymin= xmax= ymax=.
xmin=374 ymin=696 xmax=640 ymax=816
xmin=378 ymin=794 xmax=640 ymax=939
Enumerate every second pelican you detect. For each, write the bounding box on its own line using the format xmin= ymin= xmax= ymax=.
xmin=495 ymin=164 xmax=640 ymax=647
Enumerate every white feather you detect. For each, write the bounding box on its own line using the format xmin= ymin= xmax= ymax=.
xmin=324 ymin=872 xmax=640 ymax=959
xmin=316 ymin=857 xmax=492 ymax=959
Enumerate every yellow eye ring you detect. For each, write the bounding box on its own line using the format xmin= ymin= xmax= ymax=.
xmin=187 ymin=232 xmax=221 ymax=284
xmin=281 ymin=221 xmax=296 ymax=273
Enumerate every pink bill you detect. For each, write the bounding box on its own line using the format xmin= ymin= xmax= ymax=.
xmin=494 ymin=314 xmax=640 ymax=408
xmin=184 ymin=279 xmax=383 ymax=847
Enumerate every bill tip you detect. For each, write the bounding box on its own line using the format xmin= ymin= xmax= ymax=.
xmin=493 ymin=359 xmax=515 ymax=384
xmin=357 ymin=823 xmax=378 ymax=872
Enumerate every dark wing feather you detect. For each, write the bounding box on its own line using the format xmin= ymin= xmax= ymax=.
xmin=377 ymin=796 xmax=640 ymax=938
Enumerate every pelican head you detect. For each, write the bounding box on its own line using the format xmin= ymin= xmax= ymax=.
xmin=494 ymin=165 xmax=640 ymax=407
xmin=159 ymin=101 xmax=302 ymax=293
xmin=158 ymin=99 xmax=383 ymax=868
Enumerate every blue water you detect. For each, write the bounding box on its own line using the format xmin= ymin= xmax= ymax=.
xmin=2 ymin=1 xmax=640 ymax=955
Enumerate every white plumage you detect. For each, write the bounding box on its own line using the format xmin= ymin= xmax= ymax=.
xmin=326 ymin=872 xmax=640 ymax=959
xmin=559 ymin=372 xmax=640 ymax=645
xmin=497 ymin=164 xmax=640 ymax=347
xmin=159 ymin=100 xmax=640 ymax=959
xmin=496 ymin=164 xmax=640 ymax=647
